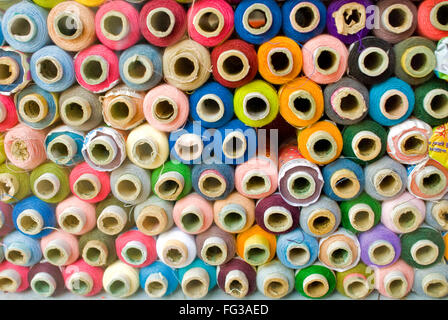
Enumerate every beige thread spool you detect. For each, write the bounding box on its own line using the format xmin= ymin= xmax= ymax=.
xmin=97 ymin=205 xmax=128 ymax=236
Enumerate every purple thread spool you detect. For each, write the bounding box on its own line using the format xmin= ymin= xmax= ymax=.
xmin=359 ymin=224 xmax=401 ymax=268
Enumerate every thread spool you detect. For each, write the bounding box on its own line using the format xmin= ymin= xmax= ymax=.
xmin=75 ymin=0 xmax=106 ymax=7
xmin=295 ymin=264 xmax=336 ymax=299
xmin=401 ymin=227 xmax=445 ymax=268
xmin=0 ymin=261 xmax=29 ymax=293
xmin=45 ymin=126 xmax=84 ymax=166
xmin=79 ymin=228 xmax=117 ymax=267
xmin=276 ymin=228 xmax=319 ymax=269
xmin=162 ymin=39 xmax=211 ymax=91
xmin=41 ymin=230 xmax=79 ymax=267
xmin=322 ymin=158 xmax=364 ymax=202
xmin=425 ymin=196 xmax=448 ymax=231
xmin=59 ymin=85 xmax=103 ymax=132
xmin=69 ymin=162 xmax=110 ymax=204
xmin=134 ymin=195 xmax=174 ymax=236
xmin=302 ymin=34 xmax=348 ymax=84
xmin=335 ymin=263 xmax=374 ymax=299
xmin=156 ymin=227 xmax=196 ymax=268
xmin=413 ymin=264 xmax=448 ymax=298
xmin=30 ymin=162 xmax=70 ymax=204
xmin=0 ymin=163 xmax=31 ymax=204
xmin=170 ymin=126 xmax=205 ymax=165
xmin=103 ymin=261 xmax=139 ymax=298
xmin=139 ymin=261 xmax=178 ymax=298
xmin=414 ymin=79 xmax=448 ymax=126
xmin=213 ymin=192 xmax=255 ymax=234
xmin=340 ymin=192 xmax=381 ymax=233
xmin=196 ymin=225 xmax=235 ymax=266
xmin=56 ymin=196 xmax=96 ymax=235
xmin=217 ymin=258 xmax=256 ymax=298
xmin=381 ymin=192 xmax=425 ymax=234
xmin=192 ymin=163 xmax=234 ymax=201
xmin=359 ymin=224 xmax=401 ymax=267
xmin=256 ymin=259 xmax=294 ymax=299
xmin=94 ymin=0 xmax=140 ymax=51
xmin=375 ymin=259 xmax=414 ymax=299
xmin=300 ymin=196 xmax=341 ymax=238
xmin=63 ymin=259 xmax=104 ymax=296
xmin=236 ymin=225 xmax=276 ymax=266
xmin=3 ymin=231 xmax=41 ymax=267
xmin=151 ymin=161 xmax=191 ymax=202
xmin=255 ymin=193 xmax=300 ymax=234
xmin=139 ymin=0 xmax=187 ymax=47
xmin=116 ymin=230 xmax=157 ymax=268
xmin=0 ymin=95 xmax=17 ymax=132
xmin=318 ymin=229 xmax=360 ymax=272
xmin=172 ymin=193 xmax=213 ymax=235
xmin=96 ymin=196 xmax=132 ymax=236
xmin=178 ymin=258 xmax=216 ymax=299
xmin=373 ymin=0 xmax=417 ymax=44
xmin=74 ymin=44 xmax=120 ymax=94
xmin=417 ymin=0 xmax=448 ymax=41
xmin=126 ymin=124 xmax=169 ymax=170
xmin=0 ymin=202 xmax=14 ymax=236
xmin=364 ymin=156 xmax=407 ymax=201
xmin=110 ymin=161 xmax=151 ymax=206
xmin=13 ymin=196 xmax=55 ymax=239
xmin=33 ymin=0 xmax=65 ymax=9
xmin=28 ymin=262 xmax=64 ymax=297
xmin=0 ymin=47 xmax=31 ymax=96
xmin=407 ymin=158 xmax=448 ymax=201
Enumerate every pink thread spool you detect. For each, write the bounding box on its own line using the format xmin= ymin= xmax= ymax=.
xmin=63 ymin=259 xmax=104 ymax=297
xmin=115 ymin=229 xmax=157 ymax=268
xmin=41 ymin=230 xmax=80 ymax=267
xmin=74 ymin=44 xmax=120 ymax=93
xmin=69 ymin=162 xmax=111 ymax=204
xmin=375 ymin=259 xmax=414 ymax=299
xmin=56 ymin=196 xmax=96 ymax=235
xmin=0 ymin=95 xmax=18 ymax=132
xmin=381 ymin=192 xmax=426 ymax=234
xmin=173 ymin=193 xmax=213 ymax=234
xmin=0 ymin=261 xmax=29 ymax=293
xmin=0 ymin=202 xmax=14 ymax=237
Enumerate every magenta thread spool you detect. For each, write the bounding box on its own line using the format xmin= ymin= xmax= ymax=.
xmin=63 ymin=259 xmax=104 ymax=297
xmin=217 ymin=258 xmax=256 ymax=298
xmin=115 ymin=229 xmax=157 ymax=268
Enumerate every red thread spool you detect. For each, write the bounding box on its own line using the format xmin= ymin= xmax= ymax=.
xmin=69 ymin=162 xmax=111 ymax=204
xmin=417 ymin=0 xmax=448 ymax=41
xmin=63 ymin=259 xmax=104 ymax=296
xmin=0 ymin=95 xmax=18 ymax=132
xmin=0 ymin=261 xmax=29 ymax=293
xmin=116 ymin=229 xmax=157 ymax=268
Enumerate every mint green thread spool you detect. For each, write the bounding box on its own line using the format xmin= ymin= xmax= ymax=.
xmin=151 ymin=160 xmax=192 ymax=201
xmin=30 ymin=162 xmax=70 ymax=203
xmin=340 ymin=192 xmax=381 ymax=234
xmin=295 ymin=264 xmax=336 ymax=299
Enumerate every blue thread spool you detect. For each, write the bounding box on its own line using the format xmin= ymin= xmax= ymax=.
xmin=177 ymin=258 xmax=216 ymax=299
xmin=44 ymin=126 xmax=85 ymax=166
xmin=276 ymin=228 xmax=319 ymax=269
xmin=169 ymin=122 xmax=205 ymax=165
xmin=139 ymin=261 xmax=178 ymax=298
xmin=191 ymin=163 xmax=235 ymax=201
xmin=3 ymin=231 xmax=42 ymax=266
xmin=322 ymin=158 xmax=365 ymax=201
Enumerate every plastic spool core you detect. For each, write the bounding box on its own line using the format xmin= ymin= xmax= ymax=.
xmin=289 ymin=90 xmax=316 ymax=121
xmin=424 ymin=89 xmax=448 ymax=119
xmin=242 ymin=4 xmax=273 ymax=35
xmin=73 ymin=173 xmax=101 ymax=200
xmin=217 ymin=50 xmax=250 ymax=82
xmin=54 ymin=12 xmax=83 ymax=40
xmin=154 ymin=172 xmax=184 ymax=201
xmin=286 ymin=243 xmax=311 ymax=267
xmin=411 ymin=240 xmax=439 ymax=266
xmin=144 ymin=273 xmax=168 ymax=298
xmin=152 ymin=96 xmax=178 ymax=123
xmin=182 ymin=267 xmax=210 ymax=299
xmin=198 ymin=171 xmax=226 ymax=198
xmin=369 ymin=240 xmax=395 ymax=266
xmin=432 ymin=201 xmax=448 ymax=230
xmin=243 ymin=92 xmax=270 ymax=121
xmin=36 ymin=57 xmax=63 ymax=84
xmin=314 ymin=47 xmax=340 ymax=75
xmin=175 ymin=134 xmax=204 ymax=161
xmin=332 ymin=88 xmax=367 ymax=120
xmin=330 ymin=169 xmax=360 ymax=199
xmin=416 ymin=166 xmax=447 ymax=196
xmin=115 ymin=174 xmax=142 ymax=202
xmin=30 ymin=272 xmax=56 ymax=297
xmin=60 ymin=97 xmax=92 ymax=127
xmin=34 ymin=173 xmax=60 ymax=200
xmin=67 ymin=272 xmax=93 ymax=296
xmin=373 ymin=169 xmax=402 ymax=198
xmin=200 ymin=236 xmax=227 ymax=265
xmin=44 ymin=239 xmax=70 ymax=266
xmin=196 ymin=94 xmax=225 ymax=123
xmin=327 ymin=240 xmax=353 ymax=268
xmin=136 ymin=205 xmax=168 ymax=235
xmin=47 ymin=134 xmax=78 ymax=165
xmin=287 ymin=172 xmax=316 ymax=200
xmin=17 ymin=210 xmax=43 ymax=235
xmin=348 ymin=203 xmax=375 ymax=231
xmin=380 ymin=89 xmax=409 ymax=120
xmin=290 ymin=2 xmax=320 ymax=33
xmin=123 ymin=55 xmax=153 ymax=85
xmin=0 ymin=57 xmax=19 ymax=85
xmin=307 ymin=131 xmax=338 ymax=163
xmin=82 ymin=240 xmax=108 ymax=266
xmin=392 ymin=203 xmax=420 ymax=233
xmin=193 ymin=8 xmax=224 ymax=38
xmin=163 ymin=239 xmax=188 ymax=267
xmin=19 ymin=94 xmax=48 ymax=124
xmin=263 ymin=206 xmax=293 ymax=233
xmin=101 ymin=11 xmax=129 ymax=41
xmin=147 ymin=7 xmax=175 ymax=37
xmin=106 ymin=97 xmax=136 ymax=127
xmin=382 ymin=4 xmax=413 ymax=34
xmin=225 ymin=270 xmax=249 ymax=298
xmin=8 ymin=14 xmax=36 ymax=42
xmin=352 ymin=131 xmax=381 ymax=161
xmin=0 ymin=269 xmax=21 ymax=292
xmin=222 ymin=131 xmax=247 ymax=159
xmin=0 ymin=173 xmax=19 ymax=201
xmin=263 ymin=274 xmax=289 ymax=299
xmin=219 ymin=204 xmax=247 ymax=232
xmin=358 ymin=47 xmax=389 ymax=77
xmin=430 ymin=2 xmax=448 ymax=31
xmin=80 ymin=55 xmax=108 ymax=86
xmin=97 ymin=205 xmax=127 ymax=235
xmin=180 ymin=206 xmax=203 ymax=233
xmin=308 ymin=210 xmax=336 ymax=236
xmin=267 ymin=48 xmax=293 ymax=76
xmin=332 ymin=3 xmax=366 ymax=35
xmin=122 ymin=240 xmax=147 ymax=266
xmin=132 ymin=138 xmax=158 ymax=167
xmin=59 ymin=207 xmax=86 ymax=234
xmin=422 ymin=273 xmax=448 ymax=298
xmin=384 ymin=271 xmax=408 ymax=298
xmin=343 ymin=275 xmax=369 ymax=299
xmin=303 ymin=274 xmax=329 ymax=298
xmin=402 ymin=46 xmax=435 ymax=78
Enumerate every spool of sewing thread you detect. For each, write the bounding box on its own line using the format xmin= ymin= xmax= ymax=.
xmin=281 ymin=0 xmax=326 ymax=43
xmin=276 ymin=228 xmax=319 ymax=269
xmin=381 ymin=192 xmax=425 ymax=234
xmin=0 ymin=261 xmax=29 ymax=293
xmin=134 ymin=195 xmax=174 ymax=236
xmin=28 ymin=262 xmax=64 ymax=297
xmin=375 ymin=259 xmax=414 ymax=298
xmin=323 ymin=77 xmax=369 ymax=125
xmin=394 ymin=37 xmax=437 ymax=86
xmin=300 ymin=196 xmax=341 ymax=238
xmin=297 ymin=120 xmax=343 ymax=165
xmin=413 ymin=264 xmax=448 ymax=298
xmin=169 ymin=122 xmax=204 ymax=165
xmin=0 ymin=95 xmax=17 ymax=132
xmin=318 ymin=229 xmax=360 ymax=272
xmin=96 ymin=196 xmax=132 ymax=236
xmin=401 ymin=227 xmax=445 ymax=269
xmin=256 ymin=259 xmax=294 ymax=299
xmin=13 ymin=196 xmax=55 ymax=239
xmin=41 ymin=230 xmax=79 ymax=266
xmin=178 ymin=258 xmax=216 ymax=299
xmin=55 ymin=195 xmax=96 ymax=235
xmin=2 ymin=1 xmax=50 ymax=53
xmin=0 ymin=163 xmax=30 ymax=204
xmin=115 ymin=229 xmax=157 ymax=268
xmin=322 ymin=158 xmax=364 ymax=202
xmin=156 ymin=227 xmax=196 ymax=268
xmin=75 ymin=0 xmax=106 ymax=7
xmin=79 ymin=228 xmax=117 ymax=267
xmin=0 ymin=202 xmax=14 ymax=236
xmin=47 ymin=1 xmax=96 ymax=52
xmin=213 ymin=192 xmax=255 ymax=234
xmin=0 ymin=47 xmax=31 ymax=95
xmin=359 ymin=224 xmax=401 ymax=267
xmin=364 ymin=156 xmax=407 ymax=201
xmin=126 ymin=124 xmax=169 ymax=170
xmin=69 ymin=162 xmax=110 ymax=204
xmin=30 ymin=162 xmax=70 ymax=204
xmin=63 ymin=259 xmax=104 ymax=296
xmin=45 ymin=126 xmax=84 ymax=166
xmin=3 ymin=231 xmax=41 ymax=267
xmin=211 ymin=39 xmax=258 ymax=89
xmin=139 ymin=261 xmax=178 ymax=298
xmin=110 ymin=161 xmax=151 ymax=206
xmin=187 ymin=0 xmax=234 ymax=47
xmin=74 ymin=44 xmax=120 ymax=94
xmin=340 ymin=192 xmax=381 ymax=234
xmin=255 ymin=193 xmax=300 ymax=234
xmin=373 ymin=0 xmax=417 ymax=44
xmin=139 ymin=0 xmax=187 ymax=47
xmin=162 ymin=39 xmax=211 ymax=91
xmin=151 ymin=160 xmax=192 ymax=201
xmin=217 ymin=258 xmax=256 ymax=298
xmin=119 ymin=44 xmax=163 ymax=92
xmin=59 ymin=85 xmax=103 ymax=132
xmin=236 ymin=225 xmax=276 ymax=266
xmin=234 ymin=0 xmax=281 ymax=45
xmin=103 ymin=261 xmax=139 ymax=298
xmin=414 ymin=79 xmax=448 ymax=126
xmin=335 ymin=263 xmax=374 ymax=300
xmin=295 ymin=264 xmax=336 ymax=299
xmin=173 ymin=193 xmax=213 ymax=235
xmin=426 ymin=196 xmax=448 ymax=231
xmin=191 ymin=163 xmax=234 ymax=201
xmin=302 ymin=34 xmax=348 ymax=84
xmin=94 ymin=0 xmax=140 ymax=51
xmin=196 ymin=225 xmax=235 ymax=266
xmin=417 ymin=0 xmax=448 ymax=41
xmin=407 ymin=158 xmax=448 ymax=200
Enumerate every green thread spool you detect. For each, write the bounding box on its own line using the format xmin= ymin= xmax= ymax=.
xmin=335 ymin=262 xmax=374 ymax=299
xmin=0 ymin=163 xmax=30 ymax=203
xmin=79 ymin=228 xmax=117 ymax=267
xmin=95 ymin=196 xmax=133 ymax=236
xmin=414 ymin=79 xmax=448 ymax=126
xmin=0 ymin=135 xmax=6 ymax=165
xmin=295 ymin=264 xmax=336 ymax=299
xmin=401 ymin=227 xmax=445 ymax=269
xmin=340 ymin=192 xmax=381 ymax=234
xmin=342 ymin=120 xmax=387 ymax=165
xmin=151 ymin=161 xmax=192 ymax=201
xmin=30 ymin=162 xmax=70 ymax=203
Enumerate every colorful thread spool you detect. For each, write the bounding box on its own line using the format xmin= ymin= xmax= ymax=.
xmin=45 ymin=126 xmax=84 ymax=166
xmin=178 ymin=258 xmax=216 ymax=299
xmin=33 ymin=0 xmax=65 ymax=9
xmin=133 ymin=195 xmax=174 ymax=236
xmin=63 ymin=259 xmax=104 ymax=297
xmin=191 ymin=163 xmax=235 ymax=201
xmin=375 ymin=259 xmax=414 ymax=299
xmin=69 ymin=162 xmax=110 ymax=203
xmin=425 ymin=196 xmax=448 ymax=231
xmin=413 ymin=264 xmax=448 ymax=298
xmin=414 ymin=79 xmax=448 ymax=126
xmin=255 ymin=193 xmax=300 ymax=234
xmin=318 ymin=229 xmax=360 ymax=272
xmin=335 ymin=263 xmax=374 ymax=300
xmin=0 ymin=261 xmax=29 ymax=293
xmin=75 ymin=0 xmax=106 ymax=7
xmin=340 ymin=192 xmax=381 ymax=234
xmin=295 ymin=264 xmax=336 ymax=299
xmin=115 ymin=229 xmax=157 ymax=268
xmin=156 ymin=227 xmax=196 ymax=268
xmin=139 ymin=261 xmax=178 ymax=298
xmin=213 ymin=192 xmax=255 ymax=234
xmin=41 ymin=230 xmax=79 ymax=267
xmin=407 ymin=158 xmax=448 ymax=201
xmin=195 ymin=225 xmax=236 ymax=266
xmin=3 ymin=231 xmax=41 ymax=267
xmin=299 ymin=195 xmax=341 ymax=238
xmin=256 ymin=259 xmax=294 ymax=299
xmin=151 ymin=160 xmax=192 ymax=201
xmin=0 ymin=163 xmax=31 ymax=204
xmin=173 ymin=193 xmax=213 ymax=235
xmin=28 ymin=262 xmax=64 ymax=297
xmin=95 ymin=196 xmax=132 ymax=236
xmin=236 ymin=224 xmax=276 ymax=266
xmin=217 ymin=258 xmax=256 ymax=298
xmin=276 ymin=228 xmax=319 ymax=269
xmin=381 ymin=192 xmax=425 ymax=234
xmin=13 ymin=196 xmax=55 ymax=239
xmin=0 ymin=47 xmax=31 ymax=96
xmin=0 ymin=202 xmax=14 ymax=237
xmin=0 ymin=95 xmax=18 ymax=132
xmin=79 ymin=228 xmax=117 ymax=267
xmin=30 ymin=162 xmax=70 ymax=204
xmin=359 ymin=224 xmax=401 ymax=268
xmin=102 ymin=261 xmax=139 ymax=298
xmin=417 ymin=0 xmax=448 ymax=41
xmin=168 ymin=122 xmax=205 ymax=165
xmin=55 ymin=195 xmax=96 ymax=235
xmin=322 ymin=158 xmax=364 ymax=202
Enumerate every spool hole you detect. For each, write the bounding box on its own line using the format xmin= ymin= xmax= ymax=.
xmin=198 ymin=12 xmax=220 ymax=33
xmin=292 ymin=177 xmax=311 ymax=196
xmin=185 ymin=279 xmax=205 ymax=297
xmin=7 ymin=250 xmax=24 ymax=264
xmin=50 ymin=142 xmax=69 ymax=160
xmin=23 ymin=100 xmax=41 ymax=120
xmin=10 ymin=17 xmax=31 ymax=37
xmin=62 ymin=214 xmax=80 ymax=230
xmin=404 ymin=136 xmax=424 ymax=153
xmin=110 ymin=102 xmax=130 ymax=120
xmin=288 ymin=247 xmax=309 ymax=265
xmin=223 ymin=212 xmax=243 ymax=230
xmin=0 ymin=278 xmax=13 ymax=291
xmin=83 ymin=60 xmax=104 ymax=81
xmin=199 ymin=99 xmax=220 ymax=118
xmin=0 ymin=181 xmax=11 ymax=198
xmin=379 ymin=175 xmax=398 ymax=194
xmin=202 ymin=177 xmax=222 ymax=193
xmin=388 ymin=8 xmax=406 ymax=27
xmin=306 ymin=280 xmax=326 ymax=297
xmin=358 ymin=138 xmax=376 ymax=156
xmin=398 ymin=211 xmax=416 ymax=229
xmin=430 ymin=94 xmax=448 ymax=114
xmin=166 ymin=248 xmax=182 ymax=263
xmin=270 ymin=51 xmax=290 ymax=73
xmin=247 ymin=9 xmax=267 ymax=29
xmin=437 ymin=5 xmax=448 ymax=26
xmin=86 ymin=247 xmax=101 ymax=263
xmin=142 ymin=216 xmax=159 ymax=231
xmin=229 ymin=280 xmax=243 ymax=296
xmin=334 ymin=178 xmax=354 ymax=194
xmin=267 ymin=281 xmax=284 ymax=297
xmin=389 ymin=279 xmax=405 ymax=297
xmin=91 ymin=143 xmax=111 ymax=162
xmin=295 ymin=6 xmax=315 ymax=28
xmin=224 ymin=136 xmax=244 ymax=158
xmin=127 ymin=60 xmax=147 ymax=79
xmin=75 ymin=180 xmax=96 ymax=198
xmin=410 ymin=53 xmax=427 ymax=72
xmin=159 ymin=180 xmax=180 ymax=197
xmin=147 ymin=280 xmax=165 ymax=296
xmin=427 ymin=281 xmax=446 ymax=296
xmin=313 ymin=139 xmax=333 ymax=157
xmin=64 ymin=102 xmax=85 ymax=123
xmin=246 ymin=97 xmax=268 ymax=119
xmin=104 ymin=15 xmax=124 ymax=37
xmin=38 ymin=59 xmax=59 ymax=81
xmin=0 ymin=64 xmax=12 ymax=81
xmin=372 ymin=245 xmax=392 ymax=264
xmin=346 ymin=280 xmax=367 ymax=298
xmin=34 ymin=280 xmax=51 ymax=294
xmin=312 ymin=216 xmax=331 ymax=232
xmin=415 ymin=245 xmax=437 ymax=265
xmin=267 ymin=213 xmax=288 ymax=229
xmin=56 ymin=15 xmax=78 ymax=37
xmin=72 ymin=279 xmax=89 ymax=294
xmin=19 ymin=215 xmax=38 ymax=233
xmin=205 ymin=245 xmax=223 ymax=262
xmin=293 ymin=97 xmax=312 ymax=117
xmin=423 ymin=173 xmax=442 ymax=189
xmin=46 ymin=248 xmax=64 ymax=264
xmin=117 ymin=180 xmax=138 ymax=198
xmin=174 ymin=57 xmax=195 ymax=77
xmin=330 ymin=248 xmax=349 ymax=265
xmin=124 ymin=247 xmax=143 ymax=264
xmin=384 ymin=95 xmax=404 ymax=117
xmin=247 ymin=247 xmax=266 ymax=262
xmin=154 ymin=99 xmax=175 ymax=121
xmin=150 ymin=11 xmax=172 ymax=33
xmin=109 ymin=280 xmax=126 ymax=296
xmin=317 ymin=50 xmax=337 ymax=71
xmin=36 ymin=179 xmax=55 ymax=198
xmin=340 ymin=94 xmax=360 ymax=114
xmin=363 ymin=51 xmax=384 ymax=72
xmin=223 ymin=55 xmax=244 ymax=75
xmin=135 ymin=142 xmax=153 ymax=162
xmin=181 ymin=213 xmax=201 ymax=232
xmin=343 ymin=8 xmax=361 ymax=25
xmin=353 ymin=211 xmax=371 ymax=230
xmin=246 ymin=175 xmax=266 ymax=193
xmin=101 ymin=217 xmax=118 ymax=230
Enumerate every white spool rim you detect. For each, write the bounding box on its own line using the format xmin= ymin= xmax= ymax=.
xmin=121 ymin=240 xmax=148 ymax=266
xmin=306 ymin=131 xmax=338 ymax=163
xmin=351 ymin=131 xmax=382 ymax=161
xmin=106 ymin=96 xmax=137 ymax=126
xmin=8 ymin=14 xmax=36 ymax=42
xmin=47 ymin=134 xmax=78 ymax=165
xmin=17 ymin=210 xmax=44 ymax=236
xmin=332 ymin=2 xmax=366 ymax=35
xmin=200 ymin=236 xmax=227 ymax=266
xmin=373 ymin=169 xmax=403 ymax=198
xmin=244 ymin=242 xmax=270 ymax=266
xmin=123 ymin=54 xmax=154 ymax=85
xmin=432 ymin=200 xmax=448 ymax=230
xmin=30 ymin=272 xmax=57 ymax=297
xmin=5 ymin=245 xmax=30 ymax=266
xmin=60 ymin=96 xmax=92 ymax=126
xmin=171 ymin=52 xmax=199 ymax=82
xmin=241 ymin=170 xmax=271 ymax=196
xmin=384 ymin=271 xmax=408 ymax=298
xmin=329 ymin=168 xmax=361 ymax=199
xmin=267 ymin=48 xmax=294 ymax=77
xmin=303 ymin=273 xmax=329 ymax=298
xmin=415 ymin=165 xmax=447 ymax=196
xmin=132 ymin=138 xmax=158 ymax=167
xmin=216 ymin=49 xmax=250 ymax=82
xmin=410 ymin=239 xmax=439 ymax=266
xmin=430 ymin=2 xmax=448 ymax=31
xmin=262 ymin=274 xmax=289 ymax=299
xmin=422 ymin=272 xmax=448 ymax=298
xmin=348 ymin=203 xmax=375 ymax=232
xmin=115 ymin=173 xmax=142 ymax=202
xmin=136 ymin=205 xmax=168 ymax=236
xmin=73 ymin=173 xmax=101 ymax=200
xmin=151 ymin=96 xmax=179 ymax=124
xmin=242 ymin=3 xmax=273 ymax=35
xmin=391 ymin=202 xmax=421 ymax=233
xmin=162 ymin=239 xmax=188 ymax=267
xmin=423 ymin=88 xmax=448 ymax=119
xmin=196 ymin=94 xmax=225 ymax=123
xmin=343 ymin=274 xmax=370 ymax=299
xmin=43 ymin=239 xmax=71 ymax=266
xmin=34 ymin=173 xmax=60 ymax=200
xmin=146 ymin=7 xmax=176 ymax=38
xmin=286 ymin=171 xmax=316 ymax=200
xmin=0 ymin=269 xmax=21 ymax=292
xmin=87 ymin=135 xmax=118 ymax=166
xmin=222 ymin=131 xmax=247 ymax=159
xmin=358 ymin=47 xmax=389 ymax=77
xmin=314 ymin=46 xmax=340 ymax=75
xmin=193 ymin=7 xmax=225 ymax=38
xmin=368 ymin=240 xmax=395 ymax=266
xmin=198 ymin=171 xmax=227 ymax=198
xmin=53 ymin=11 xmax=84 ymax=40
xmin=82 ymin=239 xmax=109 ymax=266
xmin=144 ymin=273 xmax=168 ymax=298
xmin=106 ymin=274 xmax=131 ymax=297
xmin=181 ymin=267 xmax=210 ymax=299
xmin=58 ymin=207 xmax=86 ymax=234
xmin=307 ymin=210 xmax=336 ymax=236
xmin=402 ymin=45 xmax=435 ymax=78
xmin=67 ymin=272 xmax=94 ymax=296
xmin=174 ymin=133 xmax=204 ymax=161
xmin=0 ymin=56 xmax=20 ymax=85
xmin=97 ymin=205 xmax=128 ymax=235
xmin=331 ymin=87 xmax=367 ymax=120
xmin=0 ymin=173 xmax=19 ymax=202
xmin=179 ymin=206 xmax=204 ymax=233
xmin=243 ymin=92 xmax=271 ymax=121
xmin=263 ymin=206 xmax=293 ymax=233
xmin=18 ymin=94 xmax=48 ymax=123
xmin=154 ymin=171 xmax=185 ymax=201
xmin=224 ymin=269 xmax=249 ymax=298
xmin=286 ymin=243 xmax=311 ymax=267
xmin=326 ymin=240 xmax=354 ymax=269
xmin=218 ymin=203 xmax=247 ymax=233
xmin=80 ymin=55 xmax=109 ymax=86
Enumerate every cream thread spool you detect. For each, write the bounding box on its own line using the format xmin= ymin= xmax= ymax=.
xmin=0 ymin=56 xmax=20 ymax=86
xmin=144 ymin=272 xmax=168 ymax=298
xmin=60 ymin=96 xmax=92 ymax=128
xmin=174 ymin=134 xmax=204 ymax=162
xmin=243 ymin=92 xmax=271 ymax=121
xmin=303 ymin=273 xmax=329 ymax=298
xmin=154 ymin=171 xmax=184 ymax=201
xmin=193 ymin=7 xmax=225 ymax=38
xmin=380 ymin=89 xmax=409 ymax=120
xmin=430 ymin=2 xmax=448 ymax=31
xmin=86 ymin=135 xmax=118 ymax=167
xmin=306 ymin=131 xmax=338 ymax=163
xmin=18 ymin=94 xmax=48 ymax=124
xmin=410 ymin=239 xmax=440 ymax=266
xmin=241 ymin=170 xmax=271 ymax=196
xmin=423 ymin=88 xmax=448 ymax=119
xmin=200 ymin=237 xmax=228 ymax=266
xmin=161 ymin=239 xmax=188 ymax=268
xmin=103 ymin=261 xmax=139 ymax=298
xmin=224 ymin=269 xmax=249 ymax=298
xmin=331 ymin=88 xmax=367 ymax=121
xmin=382 ymin=4 xmax=413 ymax=34
xmin=114 ymin=174 xmax=142 ymax=203
xmin=181 ymin=267 xmax=210 ymax=299
xmin=0 ymin=269 xmax=21 ymax=292
xmin=314 ymin=47 xmax=340 ymax=75
xmin=82 ymin=240 xmax=109 ymax=267
xmin=47 ymin=134 xmax=78 ymax=165
xmin=263 ymin=206 xmax=293 ymax=233
xmin=146 ymin=7 xmax=176 ymax=38
xmin=16 ymin=209 xmax=44 ymax=236
xmin=242 ymin=3 xmax=273 ymax=35
xmin=342 ymin=274 xmax=370 ymax=299
xmin=262 ymin=272 xmax=289 ymax=299
xmin=80 ymin=55 xmax=109 ymax=86
xmin=216 ymin=49 xmax=250 ymax=82
xmin=73 ymin=173 xmax=101 ymax=201
xmin=104 ymin=96 xmax=137 ymax=129
xmin=383 ymin=270 xmax=408 ymax=298
xmin=58 ymin=207 xmax=86 ymax=234
xmin=287 ymin=171 xmax=316 ymax=200
xmin=53 ymin=11 xmax=84 ymax=40
xmin=196 ymin=94 xmax=225 ymax=123
xmin=0 ymin=173 xmax=20 ymax=202
xmin=43 ymin=239 xmax=72 ymax=266
xmin=35 ymin=56 xmax=63 ymax=84
xmin=168 ymin=51 xmax=199 ymax=83
xmin=33 ymin=173 xmax=60 ymax=200
xmin=198 ymin=171 xmax=227 ymax=199
xmin=348 ymin=203 xmax=376 ymax=232
xmin=222 ymin=131 xmax=247 ymax=160
xmin=100 ymin=10 xmax=130 ymax=42
xmin=391 ymin=202 xmax=422 ymax=233
xmin=351 ymin=131 xmax=382 ymax=162
xmin=218 ymin=204 xmax=247 ymax=233
xmin=30 ymin=272 xmax=57 ymax=297
xmin=7 ymin=14 xmax=36 ymax=43
xmin=289 ymin=2 xmax=320 ymax=33
xmin=97 ymin=205 xmax=128 ymax=235
xmin=332 ymin=2 xmax=366 ymax=35
xmin=422 ymin=272 xmax=448 ymax=298
xmin=66 ymin=271 xmax=94 ymax=296
xmin=288 ymin=90 xmax=317 ymax=121
xmin=373 ymin=169 xmax=403 ymax=198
